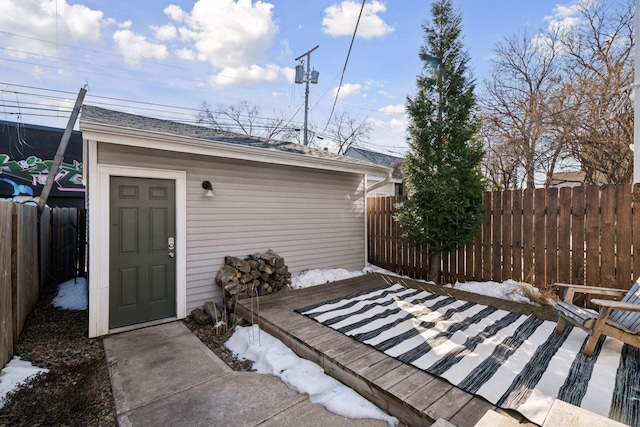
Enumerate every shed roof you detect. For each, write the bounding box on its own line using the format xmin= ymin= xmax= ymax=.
xmin=80 ymin=105 xmax=390 ymax=176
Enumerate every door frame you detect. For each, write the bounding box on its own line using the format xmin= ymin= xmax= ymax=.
xmin=89 ymin=164 xmax=186 ymax=337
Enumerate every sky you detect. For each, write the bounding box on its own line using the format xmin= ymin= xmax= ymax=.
xmin=0 ymin=0 xmax=587 ymax=156
xmin=0 ymin=266 xmax=545 ymax=416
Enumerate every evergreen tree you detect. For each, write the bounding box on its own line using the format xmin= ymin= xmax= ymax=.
xmin=396 ymin=0 xmax=484 ymax=281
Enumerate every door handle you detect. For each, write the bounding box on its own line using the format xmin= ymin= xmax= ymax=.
xmin=168 ymin=237 xmax=175 ymax=250
xmin=168 ymin=252 xmax=175 ymax=258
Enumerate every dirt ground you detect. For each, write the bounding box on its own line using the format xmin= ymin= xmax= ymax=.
xmin=0 ymin=283 xmax=250 ymax=426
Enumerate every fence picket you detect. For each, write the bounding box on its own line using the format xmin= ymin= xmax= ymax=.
xmin=585 ymin=186 xmax=600 ymax=287
xmin=617 ymin=184 xmax=632 ymax=289
xmin=600 ymin=186 xmax=616 ymax=288
xmin=482 ymin=192 xmax=492 ymax=281
xmin=546 ymin=188 xmax=558 ymax=288
xmin=558 ymin=187 xmax=572 ymax=284
xmin=512 ymin=190 xmax=523 ymax=280
xmin=492 ymin=191 xmax=502 ymax=282
xmin=572 ymin=186 xmax=585 ymax=285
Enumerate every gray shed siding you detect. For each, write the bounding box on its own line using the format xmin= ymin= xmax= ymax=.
xmin=97 ymin=143 xmax=366 ymax=311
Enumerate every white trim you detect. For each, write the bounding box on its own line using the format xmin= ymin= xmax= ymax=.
xmin=88 ymin=163 xmax=187 ymax=337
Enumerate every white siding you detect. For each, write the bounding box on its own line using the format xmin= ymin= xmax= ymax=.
xmin=98 ymin=144 xmax=366 ymax=312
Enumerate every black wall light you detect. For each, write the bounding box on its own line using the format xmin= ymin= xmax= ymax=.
xmin=202 ymin=181 xmax=214 ymax=198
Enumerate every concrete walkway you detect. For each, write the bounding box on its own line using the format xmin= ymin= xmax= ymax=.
xmin=103 ymin=321 xmax=391 ymax=427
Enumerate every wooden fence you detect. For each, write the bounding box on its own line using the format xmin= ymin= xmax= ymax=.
xmin=1 ymin=201 xmax=41 ymax=369
xmin=0 ymin=203 xmax=85 ymax=369
xmin=368 ymin=184 xmax=640 ymax=292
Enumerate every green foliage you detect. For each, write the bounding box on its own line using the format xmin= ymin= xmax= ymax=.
xmin=396 ymin=0 xmax=484 ymax=255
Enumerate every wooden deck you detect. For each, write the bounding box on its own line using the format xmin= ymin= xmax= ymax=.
xmin=235 ymin=273 xmax=556 ymax=427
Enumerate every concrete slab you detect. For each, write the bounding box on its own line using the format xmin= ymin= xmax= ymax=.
xmin=104 ymin=322 xmax=231 ymax=413
xmin=118 ymin=372 xmax=305 ymax=427
xmin=257 ymin=398 xmax=390 ymax=427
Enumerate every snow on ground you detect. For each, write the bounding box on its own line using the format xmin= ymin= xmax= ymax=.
xmin=226 ymin=324 xmax=398 ymax=427
xmin=445 ymin=279 xmax=554 ymax=305
xmin=291 ymin=264 xmax=548 ymax=305
xmin=0 ymin=278 xmax=86 ymax=406
xmin=0 ymin=357 xmax=48 ymax=409
xmin=52 ymin=277 xmax=88 ymax=310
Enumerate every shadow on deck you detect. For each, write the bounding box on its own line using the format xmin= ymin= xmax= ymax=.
xmin=235 ymin=273 xmax=557 ymax=426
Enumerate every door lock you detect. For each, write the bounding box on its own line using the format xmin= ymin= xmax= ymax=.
xmin=168 ymin=237 xmax=175 ymax=250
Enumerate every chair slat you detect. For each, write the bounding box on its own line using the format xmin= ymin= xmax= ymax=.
xmin=610 ymin=281 xmax=640 ymax=331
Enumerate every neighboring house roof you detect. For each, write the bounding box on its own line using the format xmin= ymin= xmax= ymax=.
xmin=344 ymin=147 xmax=404 ymax=180
xmin=550 ymin=171 xmax=608 ymax=187
xmin=79 ymin=106 xmax=390 ymax=177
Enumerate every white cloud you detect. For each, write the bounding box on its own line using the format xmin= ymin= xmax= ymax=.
xmin=209 ymin=63 xmax=285 ymax=87
xmin=0 ymin=0 xmax=104 ymax=58
xmin=377 ymin=90 xmax=393 ymax=99
xmin=176 ymin=48 xmax=197 ymax=61
xmin=164 ymin=0 xmax=278 ymax=69
xmin=113 ymin=30 xmax=169 ymax=66
xmin=118 ymin=20 xmax=133 ymax=29
xmin=164 ymin=4 xmax=187 ymax=22
xmin=378 ymin=104 xmax=405 ymax=115
xmin=389 ymin=118 xmax=407 ymax=133
xmin=333 ymin=83 xmax=363 ymax=99
xmin=322 ymin=0 xmax=394 ymax=39
xmin=543 ymin=0 xmax=592 ymax=34
xmin=152 ymin=24 xmax=177 ymax=41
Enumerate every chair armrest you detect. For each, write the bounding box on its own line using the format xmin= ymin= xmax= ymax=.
xmin=553 ymin=283 xmax=628 ymax=296
xmin=590 ymin=299 xmax=640 ymax=313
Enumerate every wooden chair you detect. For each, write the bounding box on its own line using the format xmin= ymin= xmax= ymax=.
xmin=554 ymin=280 xmax=640 ymax=356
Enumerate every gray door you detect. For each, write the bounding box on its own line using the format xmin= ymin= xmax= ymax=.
xmin=109 ymin=176 xmax=176 ymax=329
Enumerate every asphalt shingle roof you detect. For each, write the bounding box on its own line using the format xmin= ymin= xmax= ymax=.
xmin=80 ymin=105 xmax=385 ymax=171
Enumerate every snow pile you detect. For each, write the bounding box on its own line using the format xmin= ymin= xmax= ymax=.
xmin=447 ymin=279 xmax=553 ymax=305
xmin=226 ymin=325 xmax=398 ymax=426
xmin=0 ymin=357 xmax=48 ymax=409
xmin=52 ymin=277 xmax=88 ymax=310
xmin=290 ymin=268 xmax=365 ymax=289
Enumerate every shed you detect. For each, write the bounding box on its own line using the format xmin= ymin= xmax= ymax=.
xmin=80 ymin=106 xmax=390 ymax=337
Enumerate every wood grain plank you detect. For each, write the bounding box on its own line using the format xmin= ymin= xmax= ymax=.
xmin=512 ymin=189 xmax=523 ymax=282
xmin=424 ymin=385 xmax=475 ymax=421
xmin=572 ymin=186 xmax=585 ymax=285
xmin=600 ymin=185 xmax=616 ymax=288
xmin=449 ymin=396 xmax=498 ymax=427
xmin=558 ymin=187 xmax=572 ymax=284
xmin=616 ymin=184 xmax=632 ymax=290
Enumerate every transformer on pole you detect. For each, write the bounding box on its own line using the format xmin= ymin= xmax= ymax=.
xmin=295 ymin=45 xmax=319 ymax=146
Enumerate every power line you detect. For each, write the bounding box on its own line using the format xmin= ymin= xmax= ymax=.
xmin=323 ymin=0 xmax=366 ymax=131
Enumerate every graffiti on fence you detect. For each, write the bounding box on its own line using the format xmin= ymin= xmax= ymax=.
xmin=0 ymin=154 xmax=84 ymax=196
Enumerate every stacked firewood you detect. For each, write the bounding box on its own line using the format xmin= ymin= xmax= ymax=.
xmin=215 ymin=249 xmax=291 ymax=299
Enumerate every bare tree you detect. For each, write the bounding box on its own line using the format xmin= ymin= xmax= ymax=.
xmin=480 ymin=116 xmax=523 ymax=190
xmin=197 ymin=100 xmax=298 ymax=141
xmin=552 ymin=0 xmax=634 ymax=184
xmin=327 ymin=111 xmax=372 ymax=154
xmin=480 ymin=29 xmax=565 ymax=189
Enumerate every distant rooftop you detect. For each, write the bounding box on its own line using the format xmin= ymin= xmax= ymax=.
xmin=345 ymin=147 xmax=403 ymax=167
xmin=344 ymin=147 xmax=404 ymax=179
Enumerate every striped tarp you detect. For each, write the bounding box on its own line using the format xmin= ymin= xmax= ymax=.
xmin=296 ymin=283 xmax=640 ymax=426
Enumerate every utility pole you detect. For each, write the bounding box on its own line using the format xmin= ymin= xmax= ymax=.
xmin=37 ymin=86 xmax=87 ymax=213
xmin=295 ymin=45 xmax=319 ymax=146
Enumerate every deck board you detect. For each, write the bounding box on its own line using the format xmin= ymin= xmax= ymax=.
xmin=236 ymin=273 xmax=550 ymax=426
